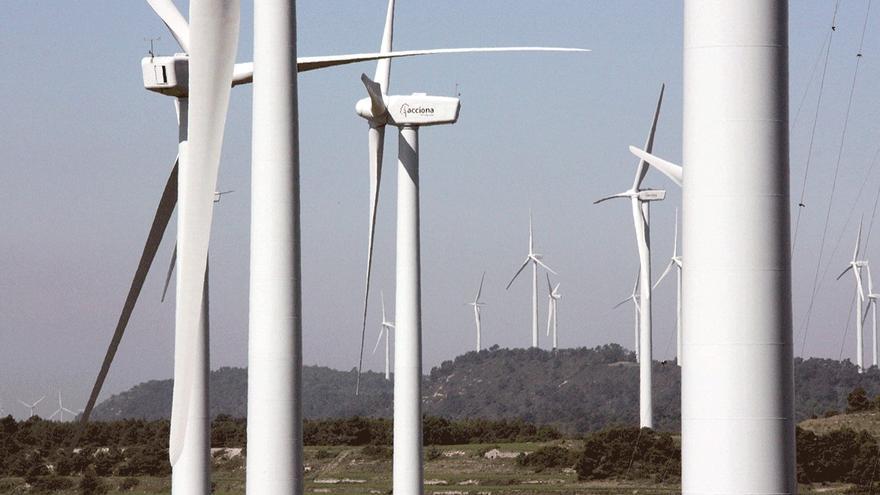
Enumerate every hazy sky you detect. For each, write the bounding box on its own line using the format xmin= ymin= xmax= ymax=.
xmin=1 ymin=1 xmax=877 ymax=419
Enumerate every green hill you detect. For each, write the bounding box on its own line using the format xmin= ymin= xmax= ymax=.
xmin=91 ymin=346 xmax=880 ymax=434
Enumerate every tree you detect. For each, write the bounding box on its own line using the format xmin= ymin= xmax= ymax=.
xmin=79 ymin=467 xmax=108 ymax=495
xmin=847 ymin=387 xmax=872 ymax=413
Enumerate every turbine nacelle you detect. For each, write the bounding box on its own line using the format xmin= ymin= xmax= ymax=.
xmin=356 ymin=93 xmax=461 ymax=127
xmin=142 ymin=55 xmax=189 ymax=98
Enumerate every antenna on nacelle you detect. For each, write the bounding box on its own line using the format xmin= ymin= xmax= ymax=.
xmin=145 ymin=36 xmax=162 ymax=59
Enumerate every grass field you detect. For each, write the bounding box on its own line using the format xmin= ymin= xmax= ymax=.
xmin=0 ymin=441 xmax=857 ymax=494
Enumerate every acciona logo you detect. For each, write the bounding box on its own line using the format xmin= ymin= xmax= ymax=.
xmin=400 ymin=103 xmax=435 ymax=117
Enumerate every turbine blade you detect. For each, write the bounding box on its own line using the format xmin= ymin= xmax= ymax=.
xmin=673 ymin=208 xmax=680 ymax=258
xmin=653 ymin=260 xmax=675 ymax=290
xmin=612 ymin=296 xmax=631 ymax=310
xmin=294 ymin=46 xmax=590 ymax=73
xmin=374 ymin=0 xmax=395 ymax=93
xmin=546 ymin=272 xmax=553 ymax=294
xmin=628 ymin=146 xmax=682 ymax=187
xmin=161 ymin=244 xmax=177 ymax=302
xmin=856 ymin=268 xmax=866 ymax=301
xmin=506 ymin=258 xmax=531 ymax=290
xmin=35 ymin=397 xmax=45 ymax=406
xmin=372 ymin=327 xmax=384 ymax=355
xmin=361 ymin=74 xmax=388 ymax=117
xmin=170 ymin=0 xmax=239 ymax=466
xmin=79 ymin=162 xmax=177 ymax=431
xmin=837 ymin=265 xmax=854 ymax=280
xmin=533 ymin=257 xmax=557 ymax=275
xmin=50 ymin=410 xmax=60 ymax=420
xmin=356 ymin=124 xmax=386 ymax=396
xmin=854 ymin=220 xmax=864 ymax=261
xmin=593 ymin=192 xmax=631 ymax=204
xmin=633 ymin=84 xmax=665 ymax=190
xmin=146 ymin=0 xmax=191 ymax=53
xmin=475 ymin=271 xmax=486 ymax=302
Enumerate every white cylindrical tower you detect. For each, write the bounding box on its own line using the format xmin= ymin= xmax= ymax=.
xmin=857 ymin=286 xmax=864 ymax=373
xmin=247 ymin=0 xmax=303 ymax=493
xmin=531 ymin=263 xmax=539 ymax=347
xmin=172 ymin=269 xmax=210 ymax=494
xmin=394 ymin=125 xmax=424 ymax=495
xmin=636 ymin=201 xmax=652 ymax=429
xmin=682 ymin=1 xmax=795 ymax=492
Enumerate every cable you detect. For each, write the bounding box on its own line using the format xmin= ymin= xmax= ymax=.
xmin=799 ymin=1 xmax=874 ymax=356
xmin=792 ymin=1 xmax=842 ymax=253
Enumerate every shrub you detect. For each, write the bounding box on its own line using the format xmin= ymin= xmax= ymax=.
xmin=575 ymin=427 xmax=679 ymax=482
xmin=425 ymin=446 xmax=443 ymax=461
xmin=79 ymin=468 xmax=108 ymax=495
xmin=30 ymin=475 xmax=74 ymax=493
xmin=516 ymin=445 xmax=576 ymax=472
xmin=360 ymin=444 xmax=392 ymax=460
xmin=847 ymin=387 xmax=873 ymax=413
xmin=119 ymin=477 xmax=140 ymax=491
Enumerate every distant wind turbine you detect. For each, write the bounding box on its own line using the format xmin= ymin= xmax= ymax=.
xmin=468 ymin=272 xmax=487 ymax=352
xmin=507 ymin=212 xmax=557 ymax=348
xmin=546 ymin=275 xmax=561 ymax=351
xmin=372 ymin=292 xmax=395 ymax=380
xmin=653 ymin=209 xmax=683 ymax=366
xmin=595 ymin=84 xmax=667 ymax=428
xmin=613 ymin=274 xmax=641 ymax=361
xmin=863 ymin=264 xmax=879 ymax=368
xmin=49 ymin=391 xmax=78 ymax=422
xmin=18 ymin=396 xmax=44 ymax=419
xmin=838 ymin=222 xmax=868 ymax=373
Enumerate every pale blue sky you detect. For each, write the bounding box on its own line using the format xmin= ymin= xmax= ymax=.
xmin=0 ymin=1 xmax=877 ymax=418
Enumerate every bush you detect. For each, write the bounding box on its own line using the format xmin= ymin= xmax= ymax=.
xmin=575 ymin=427 xmax=679 ymax=482
xmin=79 ymin=468 xmax=108 ymax=495
xmin=847 ymin=387 xmax=873 ymax=413
xmin=796 ymin=426 xmax=880 ymax=484
xmin=360 ymin=444 xmax=392 ymax=460
xmin=119 ymin=477 xmax=140 ymax=491
xmin=516 ymin=445 xmax=576 ymax=472
xmin=425 ymin=446 xmax=443 ymax=461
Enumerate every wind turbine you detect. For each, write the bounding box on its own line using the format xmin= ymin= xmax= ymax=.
xmin=546 ymin=275 xmax=561 ymax=351
xmin=613 ymin=275 xmax=641 ymax=361
xmin=354 ymin=0 xmax=587 ymax=390
xmin=653 ymin=209 xmax=683 ymax=366
xmin=49 ymin=391 xmax=78 ymax=422
xmin=838 ymin=222 xmax=868 ymax=373
xmin=372 ymin=292 xmax=395 ymax=380
xmin=18 ymin=396 xmax=44 ymax=419
xmin=594 ymin=84 xmax=666 ymax=429
xmin=468 ymin=272 xmax=487 ymax=352
xmin=347 ymin=3 xmax=586 ymax=493
xmin=506 ymin=213 xmax=557 ymax=348
xmin=863 ymin=264 xmax=879 ymax=369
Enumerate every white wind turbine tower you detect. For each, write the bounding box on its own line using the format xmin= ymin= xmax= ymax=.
xmin=49 ymin=391 xmax=77 ymax=422
xmin=633 ymin=3 xmax=796 ymax=490
xmin=594 ymin=84 xmax=666 ymax=428
xmin=507 ymin=213 xmax=557 ymax=348
xmin=863 ymin=264 xmax=879 ymax=368
xmin=372 ymin=292 xmax=395 ymax=380
xmin=18 ymin=397 xmax=44 ymax=419
xmin=468 ymin=272 xmax=487 ymax=352
xmin=653 ymin=210 xmax=683 ymax=366
xmin=546 ymin=275 xmax=561 ymax=351
xmin=838 ymin=223 xmax=869 ymax=373
xmin=613 ymin=275 xmax=641 ymax=361
xmin=349 ymin=3 xmax=586 ymax=493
